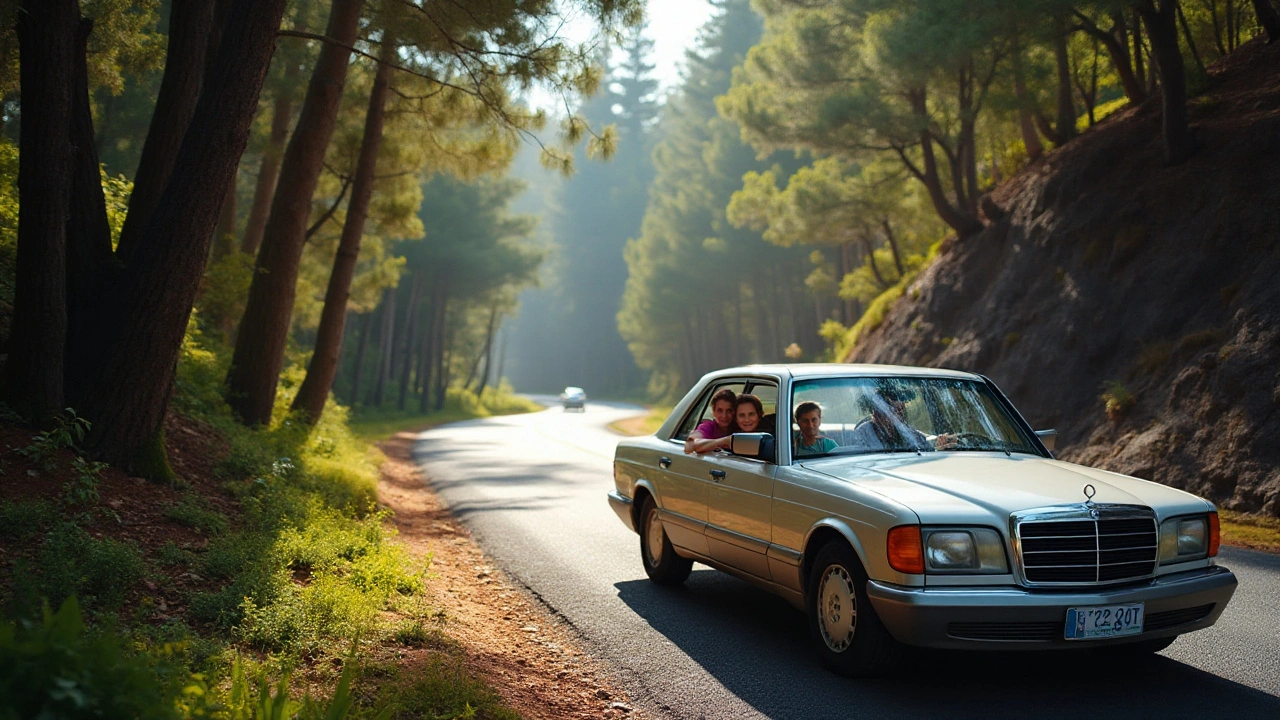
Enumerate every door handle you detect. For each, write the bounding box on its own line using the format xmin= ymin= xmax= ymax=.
xmin=709 ymin=469 xmax=726 ymax=482
xmin=658 ymin=456 xmax=672 ymax=469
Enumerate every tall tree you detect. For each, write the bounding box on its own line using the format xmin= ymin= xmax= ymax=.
xmin=227 ymin=0 xmax=642 ymax=426
xmin=225 ymin=0 xmax=364 ymax=426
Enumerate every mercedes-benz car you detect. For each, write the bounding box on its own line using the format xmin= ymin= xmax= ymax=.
xmin=607 ymin=364 xmax=1237 ymax=676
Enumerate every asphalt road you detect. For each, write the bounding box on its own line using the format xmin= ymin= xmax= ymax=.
xmin=411 ymin=401 xmax=1280 ymax=719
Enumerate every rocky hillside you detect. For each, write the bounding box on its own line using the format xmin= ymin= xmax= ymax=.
xmin=847 ymin=39 xmax=1280 ymax=517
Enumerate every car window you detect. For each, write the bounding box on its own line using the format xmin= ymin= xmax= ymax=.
xmin=672 ymin=381 xmax=746 ymax=440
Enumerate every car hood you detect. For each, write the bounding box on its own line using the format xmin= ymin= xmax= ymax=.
xmin=799 ymin=453 xmax=1212 ymax=523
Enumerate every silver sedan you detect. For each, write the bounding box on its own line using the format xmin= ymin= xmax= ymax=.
xmin=608 ymin=364 xmax=1238 ymax=676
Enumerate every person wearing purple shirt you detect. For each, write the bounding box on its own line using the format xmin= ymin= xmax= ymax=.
xmin=684 ymin=388 xmax=737 ymax=454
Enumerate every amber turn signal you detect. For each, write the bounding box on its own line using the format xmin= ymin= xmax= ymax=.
xmin=887 ymin=525 xmax=924 ymax=574
xmin=1208 ymin=511 xmax=1220 ymax=557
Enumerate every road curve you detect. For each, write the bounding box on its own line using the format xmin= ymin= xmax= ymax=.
xmin=412 ymin=402 xmax=1280 ymax=719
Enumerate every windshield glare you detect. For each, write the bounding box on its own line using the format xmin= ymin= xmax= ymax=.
xmin=790 ymin=377 xmax=1040 ymax=459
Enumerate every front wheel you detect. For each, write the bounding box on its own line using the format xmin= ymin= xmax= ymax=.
xmin=805 ymin=541 xmax=901 ymax=677
xmin=639 ymin=496 xmax=692 ymax=585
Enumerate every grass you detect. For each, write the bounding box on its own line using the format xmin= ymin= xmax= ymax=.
xmin=1220 ymin=510 xmax=1280 ymax=553
xmin=0 ymin=318 xmax=537 ymax=717
xmin=608 ymin=405 xmax=671 ymax=437
xmin=349 ymin=383 xmax=542 ymax=443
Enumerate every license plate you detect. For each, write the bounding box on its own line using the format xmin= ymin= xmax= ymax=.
xmin=1064 ymin=603 xmax=1144 ymax=640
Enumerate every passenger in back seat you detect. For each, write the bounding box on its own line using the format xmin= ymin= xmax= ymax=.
xmin=793 ymin=402 xmax=838 ymax=457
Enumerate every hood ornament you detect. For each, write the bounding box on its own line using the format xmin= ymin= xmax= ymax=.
xmin=1083 ymin=484 xmax=1098 ymax=517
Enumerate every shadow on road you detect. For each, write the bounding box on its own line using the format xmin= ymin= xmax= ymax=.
xmin=615 ymin=571 xmax=1280 ymax=720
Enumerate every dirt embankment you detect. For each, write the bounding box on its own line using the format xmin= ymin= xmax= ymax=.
xmin=847 ymin=39 xmax=1280 ymax=517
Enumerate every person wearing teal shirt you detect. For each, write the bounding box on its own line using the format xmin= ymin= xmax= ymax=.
xmin=793 ymin=401 xmax=838 ymax=457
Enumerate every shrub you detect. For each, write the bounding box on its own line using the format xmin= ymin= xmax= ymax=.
xmin=0 ymin=597 xmax=180 ymax=720
xmin=166 ymin=494 xmax=228 ymax=535
xmin=17 ymin=523 xmax=146 ymax=612
xmin=0 ymin=499 xmax=59 ymax=541
xmin=1101 ymin=381 xmax=1135 ymax=422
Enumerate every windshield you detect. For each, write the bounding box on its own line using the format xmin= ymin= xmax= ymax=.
xmin=790 ymin=376 xmax=1041 ymax=459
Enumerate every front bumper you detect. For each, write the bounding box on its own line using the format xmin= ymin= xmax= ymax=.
xmin=608 ymin=491 xmax=635 ymax=532
xmin=867 ymin=565 xmax=1237 ymax=650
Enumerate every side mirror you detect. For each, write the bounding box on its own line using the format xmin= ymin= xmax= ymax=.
xmin=1035 ymin=429 xmax=1057 ymax=452
xmin=730 ymin=433 xmax=774 ymax=461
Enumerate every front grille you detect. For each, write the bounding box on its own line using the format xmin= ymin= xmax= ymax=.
xmin=947 ymin=621 xmax=1060 ymax=642
xmin=1015 ymin=505 xmax=1157 ymax=586
xmin=1146 ymin=604 xmax=1214 ymax=631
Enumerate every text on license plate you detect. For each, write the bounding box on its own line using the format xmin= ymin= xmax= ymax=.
xmin=1064 ymin=603 xmax=1144 ymax=640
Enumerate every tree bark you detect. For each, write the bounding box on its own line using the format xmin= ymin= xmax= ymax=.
xmin=241 ymin=61 xmax=300 ymax=255
xmin=114 ymin=0 xmax=216 ymax=264
xmin=78 ymin=0 xmax=289 ymax=472
xmin=226 ymin=0 xmax=365 ymax=426
xmin=1139 ymin=1 xmax=1194 ymax=164
xmin=901 ymin=88 xmax=983 ymax=237
xmin=1009 ymin=36 xmax=1044 ymax=161
xmin=1075 ymin=11 xmax=1147 ymax=103
xmin=1053 ymin=16 xmax=1077 ymax=145
xmin=395 ymin=275 xmax=423 ymax=411
xmin=4 ymin=0 xmax=76 ymax=423
xmin=474 ymin=306 xmax=498 ymax=398
xmin=347 ymin=311 xmax=372 ymax=406
xmin=1253 ymin=0 xmax=1280 ymax=43
xmin=212 ymin=180 xmax=238 ymax=261
xmin=64 ymin=18 xmax=118 ymax=408
xmin=292 ymin=55 xmax=393 ymax=423
xmin=372 ymin=287 xmax=395 ymax=407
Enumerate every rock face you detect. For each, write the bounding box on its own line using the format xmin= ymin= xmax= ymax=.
xmin=847 ymin=40 xmax=1280 ymax=516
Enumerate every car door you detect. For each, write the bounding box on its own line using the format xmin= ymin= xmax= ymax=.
xmin=659 ymin=380 xmax=746 ymax=557
xmin=704 ymin=378 xmax=780 ymax=581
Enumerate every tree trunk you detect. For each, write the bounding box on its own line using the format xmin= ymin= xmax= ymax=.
xmin=347 ymin=311 xmax=372 ymax=406
xmin=212 ymin=180 xmax=238 ymax=261
xmin=114 ymin=0 xmax=216 ymax=264
xmin=1140 ymin=1 xmax=1195 ymax=164
xmin=1010 ymin=36 xmax=1045 ymax=161
xmin=78 ymin=0 xmax=289 ymax=473
xmin=4 ymin=0 xmax=76 ymax=423
xmin=474 ymin=307 xmax=498 ymax=398
xmin=64 ymin=18 xmax=118 ymax=409
xmin=226 ymin=0 xmax=364 ymax=426
xmin=432 ymin=300 xmax=449 ymax=411
xmin=396 ymin=275 xmax=423 ymax=411
xmin=292 ymin=54 xmax=393 ymax=423
xmin=1053 ymin=16 xmax=1077 ymax=145
xmin=882 ymin=220 xmax=905 ymax=276
xmin=372 ymin=287 xmax=395 ymax=407
xmin=903 ymin=89 xmax=983 ymax=237
xmin=242 ymin=62 xmax=300 ymax=255
xmin=1176 ymin=3 xmax=1208 ymax=79
xmin=1253 ymin=0 xmax=1280 ymax=43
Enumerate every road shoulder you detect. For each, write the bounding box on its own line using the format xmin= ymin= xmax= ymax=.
xmin=377 ymin=431 xmax=644 ymax=719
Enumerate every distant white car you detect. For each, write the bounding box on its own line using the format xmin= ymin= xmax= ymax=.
xmin=608 ymin=364 xmax=1238 ymax=676
xmin=560 ymin=386 xmax=586 ymax=411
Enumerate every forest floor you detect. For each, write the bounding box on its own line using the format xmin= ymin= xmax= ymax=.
xmin=374 ymin=430 xmax=645 ymax=719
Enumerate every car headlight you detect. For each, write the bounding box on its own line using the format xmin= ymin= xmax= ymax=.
xmin=922 ymin=528 xmax=1008 ymax=574
xmin=1159 ymin=514 xmax=1215 ymax=564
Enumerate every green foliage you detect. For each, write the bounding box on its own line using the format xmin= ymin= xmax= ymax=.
xmin=14 ymin=523 xmax=147 ymax=612
xmin=372 ymin=655 xmax=520 ymax=720
xmin=63 ymin=457 xmax=109 ymax=507
xmin=14 ymin=409 xmax=92 ymax=471
xmin=0 ymin=499 xmax=59 ymax=542
xmin=166 ymin=495 xmax=229 ymax=535
xmin=0 ymin=597 xmax=182 ymax=720
xmin=1101 ymin=381 xmax=1135 ymax=421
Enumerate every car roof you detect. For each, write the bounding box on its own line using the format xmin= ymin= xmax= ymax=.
xmin=703 ymin=363 xmax=982 ymax=382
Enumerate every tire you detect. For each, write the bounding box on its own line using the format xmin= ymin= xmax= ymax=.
xmin=805 ymin=541 xmax=902 ymax=677
xmin=639 ymin=496 xmax=692 ymax=585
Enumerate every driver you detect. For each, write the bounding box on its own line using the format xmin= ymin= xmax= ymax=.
xmin=846 ymin=382 xmax=958 ymax=452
